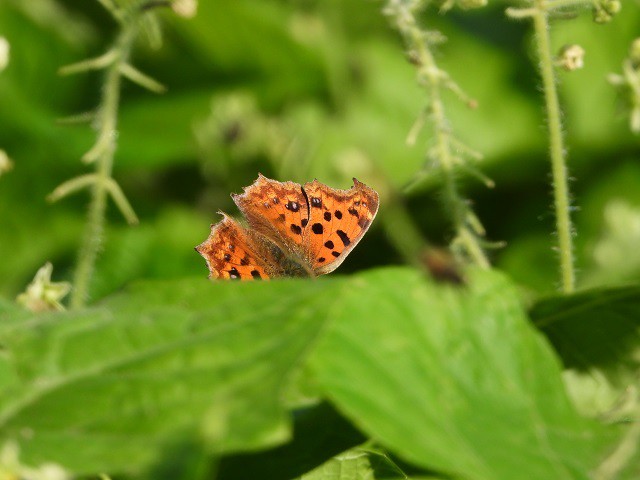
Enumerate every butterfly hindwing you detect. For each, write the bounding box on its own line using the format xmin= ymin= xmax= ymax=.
xmin=195 ymin=214 xmax=275 ymax=280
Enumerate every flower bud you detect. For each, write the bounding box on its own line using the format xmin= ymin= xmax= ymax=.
xmin=557 ymin=45 xmax=585 ymax=72
xmin=172 ymin=0 xmax=197 ymax=18
xmin=593 ymin=0 xmax=621 ymax=24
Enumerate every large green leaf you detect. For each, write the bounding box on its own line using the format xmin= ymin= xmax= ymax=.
xmin=0 ymin=269 xmax=619 ymax=479
xmin=0 ymin=277 xmax=339 ymax=475
xmin=309 ymin=269 xmax=608 ymax=480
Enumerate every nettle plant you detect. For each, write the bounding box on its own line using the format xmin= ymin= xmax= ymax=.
xmin=1 ymin=0 xmax=639 ymax=479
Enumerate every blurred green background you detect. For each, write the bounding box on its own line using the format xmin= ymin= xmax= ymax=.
xmin=1 ymin=0 xmax=639 ymax=302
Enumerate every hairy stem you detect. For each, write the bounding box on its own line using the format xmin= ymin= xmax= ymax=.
xmin=70 ymin=23 xmax=137 ymax=308
xmin=532 ymin=1 xmax=575 ymax=293
xmin=404 ymin=12 xmax=490 ymax=268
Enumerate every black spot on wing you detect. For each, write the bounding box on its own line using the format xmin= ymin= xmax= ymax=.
xmin=324 ymin=211 xmax=331 ymax=221
xmin=290 ymin=224 xmax=302 ymax=235
xmin=312 ymin=223 xmax=324 ymax=235
xmin=324 ymin=240 xmax=334 ymax=249
xmin=251 ymin=270 xmax=262 ymax=279
xmin=336 ymin=230 xmax=351 ymax=247
xmin=229 ymin=267 xmax=241 ymax=279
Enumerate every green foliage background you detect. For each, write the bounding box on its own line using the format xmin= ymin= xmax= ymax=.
xmin=1 ymin=0 xmax=640 ymax=479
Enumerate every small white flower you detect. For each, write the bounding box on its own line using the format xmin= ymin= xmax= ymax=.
xmin=172 ymin=0 xmax=197 ymax=18
xmin=16 ymin=262 xmax=71 ymax=312
xmin=0 ymin=37 xmax=9 ymax=71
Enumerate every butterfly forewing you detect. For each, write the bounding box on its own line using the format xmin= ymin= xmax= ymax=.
xmin=232 ymin=174 xmax=309 ymax=256
xmin=302 ymin=178 xmax=379 ymax=275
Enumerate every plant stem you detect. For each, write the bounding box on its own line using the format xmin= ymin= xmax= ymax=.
xmin=70 ymin=23 xmax=136 ymax=309
xmin=532 ymin=1 xmax=575 ymax=293
xmin=407 ymin=21 xmax=490 ymax=269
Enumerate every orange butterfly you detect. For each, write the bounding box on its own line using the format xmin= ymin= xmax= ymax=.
xmin=196 ymin=175 xmax=379 ymax=280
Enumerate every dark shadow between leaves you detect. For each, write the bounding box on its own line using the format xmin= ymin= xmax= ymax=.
xmin=215 ymin=402 xmax=364 ymax=480
xmin=530 ymin=285 xmax=640 ymax=383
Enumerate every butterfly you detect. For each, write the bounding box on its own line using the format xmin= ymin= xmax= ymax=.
xmin=196 ymin=174 xmax=379 ymax=280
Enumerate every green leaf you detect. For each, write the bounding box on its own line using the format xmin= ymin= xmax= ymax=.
xmin=294 ymin=445 xmax=438 ymax=480
xmin=297 ymin=448 xmax=374 ymax=480
xmin=531 ymin=285 xmax=640 ymax=414
xmin=309 ymin=268 xmax=608 ymax=480
xmin=531 ymin=285 xmax=640 ymax=375
xmin=1 ymin=269 xmax=620 ymax=479
xmin=0 ymin=277 xmax=339 ymax=475
xmin=530 ymin=280 xmax=640 ymax=480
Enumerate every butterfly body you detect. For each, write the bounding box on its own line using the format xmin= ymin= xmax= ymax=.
xmin=196 ymin=175 xmax=379 ymax=280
